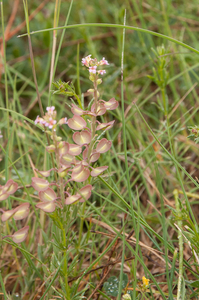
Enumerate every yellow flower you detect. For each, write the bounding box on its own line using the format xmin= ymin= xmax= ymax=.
xmin=142 ymin=276 xmax=150 ymax=288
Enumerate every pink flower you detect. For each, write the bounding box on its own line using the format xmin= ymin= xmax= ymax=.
xmin=46 ymin=106 xmax=55 ymax=114
xmin=35 ymin=115 xmax=44 ymax=125
xmin=100 ymin=57 xmax=109 ymax=65
xmin=47 ymin=118 xmax=57 ymax=129
xmin=82 ymin=55 xmax=92 ymax=67
xmin=98 ymin=70 xmax=106 ymax=75
xmin=89 ymin=66 xmax=97 ymax=74
xmin=58 ymin=117 xmax=68 ymax=125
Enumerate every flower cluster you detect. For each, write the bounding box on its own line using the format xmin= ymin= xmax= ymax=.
xmin=142 ymin=276 xmax=150 ymax=289
xmin=35 ymin=106 xmax=67 ymax=129
xmin=1 ymin=55 xmax=118 ymax=243
xmin=82 ymin=55 xmax=109 ymax=76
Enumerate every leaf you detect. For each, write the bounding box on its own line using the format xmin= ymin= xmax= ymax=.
xmin=185 ymin=280 xmax=199 ymax=288
xmin=103 ymin=276 xmax=119 ymax=297
xmin=103 ymin=274 xmax=128 ymax=297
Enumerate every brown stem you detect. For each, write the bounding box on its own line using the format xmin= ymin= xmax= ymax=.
xmin=52 ymin=130 xmax=65 ymax=206
xmin=87 ymin=77 xmax=98 ymax=160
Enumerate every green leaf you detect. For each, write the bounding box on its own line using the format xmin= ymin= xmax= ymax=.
xmin=185 ymin=280 xmax=199 ymax=288
xmin=103 ymin=273 xmax=128 ymax=297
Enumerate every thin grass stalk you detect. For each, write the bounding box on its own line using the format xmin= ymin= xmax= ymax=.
xmin=89 ymin=201 xmax=168 ymax=300
xmin=1 ymin=2 xmax=11 ymax=182
xmin=121 ymin=11 xmax=135 ymax=206
xmin=49 ymin=0 xmax=74 ymax=106
xmin=134 ymin=187 xmax=141 ymax=296
xmin=161 ymin=71 xmax=199 ymax=249
xmin=23 ymin=0 xmax=60 ymax=184
xmin=121 ymin=10 xmax=138 ymax=299
xmin=128 ymin=0 xmax=154 ymax=52
xmin=0 ymin=2 xmax=9 ymax=137
xmin=0 ymin=271 xmax=7 ymax=299
xmin=159 ymin=67 xmax=178 ymax=297
xmin=18 ymin=23 xmax=199 ymax=56
xmin=76 ymin=43 xmax=81 ymax=96
xmin=173 ymin=189 xmax=183 ymax=300
xmin=75 ymin=229 xmax=122 ymax=295
xmin=49 ymin=0 xmax=61 ymax=92
xmin=134 ymin=103 xmax=199 ymax=225
xmin=117 ymin=221 xmax=125 ymax=299
xmin=62 ymin=226 xmax=71 ymax=299
xmin=23 ymin=0 xmax=44 ymax=117
xmin=121 ymin=8 xmax=137 ymax=229
xmin=156 ymin=164 xmax=173 ymax=298
xmin=39 ymin=255 xmax=66 ymax=300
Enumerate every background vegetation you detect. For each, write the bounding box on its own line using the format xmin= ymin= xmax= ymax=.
xmin=1 ymin=0 xmax=199 ymax=299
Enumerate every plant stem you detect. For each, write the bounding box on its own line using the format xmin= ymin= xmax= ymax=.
xmin=87 ymin=77 xmax=98 ymax=159
xmin=49 ymin=0 xmax=61 ymax=92
xmin=173 ymin=189 xmax=183 ymax=300
xmin=52 ymin=131 xmax=70 ymax=297
xmin=0 ymin=2 xmax=9 ymax=139
xmin=52 ymin=130 xmax=64 ymax=205
xmin=77 ymin=77 xmax=98 ymax=258
xmin=18 ymin=23 xmax=199 ymax=57
xmin=62 ymin=226 xmax=71 ymax=299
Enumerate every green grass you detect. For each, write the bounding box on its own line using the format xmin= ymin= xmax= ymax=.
xmin=1 ymin=0 xmax=199 ymax=299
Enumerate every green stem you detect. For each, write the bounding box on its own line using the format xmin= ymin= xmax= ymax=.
xmin=77 ymin=201 xmax=86 ymax=250
xmin=173 ymin=189 xmax=183 ymax=300
xmin=62 ymin=227 xmax=71 ymax=299
xmin=18 ymin=23 xmax=199 ymax=56
xmin=161 ymin=70 xmax=183 ymax=297
xmin=49 ymin=0 xmax=61 ymax=92
xmin=0 ymin=2 xmax=9 ymax=139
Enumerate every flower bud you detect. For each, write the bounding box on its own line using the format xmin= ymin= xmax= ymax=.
xmin=55 ymin=136 xmax=62 ymax=142
xmin=89 ymin=74 xmax=95 ymax=82
xmin=97 ymin=79 xmax=102 ymax=85
xmin=87 ymin=89 xmax=94 ymax=93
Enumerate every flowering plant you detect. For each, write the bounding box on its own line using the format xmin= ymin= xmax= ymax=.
xmin=1 ymin=56 xmax=118 ymax=244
